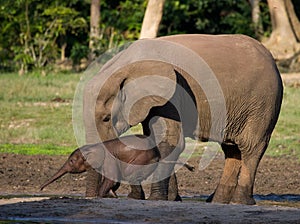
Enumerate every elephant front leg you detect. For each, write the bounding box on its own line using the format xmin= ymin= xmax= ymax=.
xmin=128 ymin=185 xmax=145 ymax=200
xmin=85 ymin=169 xmax=102 ymax=197
xmin=144 ymin=117 xmax=184 ymax=201
xmin=168 ymin=173 xmax=182 ymax=201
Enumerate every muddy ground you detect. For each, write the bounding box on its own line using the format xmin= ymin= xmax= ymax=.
xmin=0 ymin=153 xmax=300 ymax=223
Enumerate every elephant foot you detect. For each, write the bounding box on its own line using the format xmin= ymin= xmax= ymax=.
xmin=173 ymin=194 xmax=182 ymax=201
xmin=168 ymin=187 xmax=182 ymax=201
xmin=104 ymin=189 xmax=118 ymax=198
xmin=231 ymin=185 xmax=256 ymax=205
xmin=128 ymin=185 xmax=145 ymax=200
xmin=206 ymin=193 xmax=214 ymax=203
xmin=147 ymin=193 xmax=168 ymax=201
xmin=148 ymin=179 xmax=169 ymax=201
xmin=128 ymin=191 xmax=145 ymax=200
xmin=211 ymin=184 xmax=236 ymax=204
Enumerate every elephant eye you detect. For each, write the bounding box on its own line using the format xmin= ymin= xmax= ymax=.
xmin=102 ymin=115 xmax=111 ymax=122
xmin=70 ymin=158 xmax=77 ymax=165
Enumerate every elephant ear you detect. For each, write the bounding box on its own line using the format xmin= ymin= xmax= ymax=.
xmin=80 ymin=143 xmax=105 ymax=171
xmin=113 ymin=60 xmax=177 ymax=126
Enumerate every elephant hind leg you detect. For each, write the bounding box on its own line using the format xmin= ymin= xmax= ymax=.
xmin=230 ymin=141 xmax=268 ymax=205
xmin=210 ymin=144 xmax=242 ymax=204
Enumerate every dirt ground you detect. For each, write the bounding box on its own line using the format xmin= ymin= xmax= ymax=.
xmin=0 ymin=153 xmax=300 ymax=223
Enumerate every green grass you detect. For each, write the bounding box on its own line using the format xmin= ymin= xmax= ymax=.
xmin=0 ymin=72 xmax=80 ymax=154
xmin=0 ymin=72 xmax=80 ymax=102
xmin=267 ymin=87 xmax=300 ymax=158
xmin=0 ymin=72 xmax=299 ymax=158
xmin=0 ymin=143 xmax=73 ymax=155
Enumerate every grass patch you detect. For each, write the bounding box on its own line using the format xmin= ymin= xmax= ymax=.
xmin=0 ymin=72 xmax=80 ymax=154
xmin=267 ymin=87 xmax=300 ymax=158
xmin=0 ymin=72 xmax=80 ymax=102
xmin=0 ymin=143 xmax=74 ymax=155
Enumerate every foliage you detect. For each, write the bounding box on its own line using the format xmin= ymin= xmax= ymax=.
xmin=259 ymin=0 xmax=272 ymax=38
xmin=160 ymin=0 xmax=254 ymax=36
xmin=0 ymin=0 xmax=275 ymax=73
xmin=94 ymin=0 xmax=145 ymax=55
xmin=0 ymin=0 xmax=88 ymax=73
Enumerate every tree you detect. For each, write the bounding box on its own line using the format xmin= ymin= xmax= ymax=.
xmin=249 ymin=0 xmax=263 ymax=39
xmin=263 ymin=0 xmax=300 ymax=60
xmin=140 ymin=0 xmax=166 ymax=39
xmin=89 ymin=0 xmax=100 ymax=59
xmin=0 ymin=0 xmax=88 ymax=73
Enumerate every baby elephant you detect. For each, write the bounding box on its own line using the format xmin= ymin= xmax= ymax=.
xmin=41 ymin=135 xmax=193 ymax=198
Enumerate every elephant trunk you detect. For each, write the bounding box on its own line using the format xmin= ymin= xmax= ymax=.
xmin=40 ymin=164 xmax=69 ymax=191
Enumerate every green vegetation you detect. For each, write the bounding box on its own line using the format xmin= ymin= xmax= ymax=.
xmin=0 ymin=144 xmax=73 ymax=155
xmin=0 ymin=73 xmax=299 ymax=158
xmin=267 ymin=87 xmax=300 ymax=158
xmin=0 ymin=73 xmax=80 ymax=154
xmin=0 ymin=0 xmax=271 ymax=73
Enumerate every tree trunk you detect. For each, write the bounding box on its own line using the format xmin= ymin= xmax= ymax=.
xmin=89 ymin=0 xmax=100 ymax=59
xmin=264 ymin=0 xmax=300 ymax=60
xmin=249 ymin=0 xmax=263 ymax=40
xmin=140 ymin=0 xmax=165 ymax=39
xmin=61 ymin=43 xmax=67 ymax=61
xmin=285 ymin=0 xmax=300 ymax=41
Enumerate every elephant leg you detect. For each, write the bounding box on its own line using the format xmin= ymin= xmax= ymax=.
xmin=85 ymin=169 xmax=102 ymax=197
xmin=145 ymin=117 xmax=184 ymax=201
xmin=98 ymin=178 xmax=116 ymax=198
xmin=230 ymin=141 xmax=268 ymax=205
xmin=147 ymin=141 xmax=172 ymax=200
xmin=168 ymin=173 xmax=182 ymax=201
xmin=128 ymin=185 xmax=145 ymax=200
xmin=210 ymin=144 xmax=241 ymax=204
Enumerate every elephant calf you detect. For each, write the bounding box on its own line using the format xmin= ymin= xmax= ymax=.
xmin=40 ymin=135 xmax=193 ymax=198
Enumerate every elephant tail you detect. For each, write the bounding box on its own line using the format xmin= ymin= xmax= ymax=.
xmin=183 ymin=163 xmax=195 ymax=172
xmin=160 ymin=160 xmax=195 ymax=172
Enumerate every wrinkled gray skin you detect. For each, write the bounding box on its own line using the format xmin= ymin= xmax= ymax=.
xmin=84 ymin=34 xmax=283 ymax=204
xmin=40 ymin=135 xmax=160 ymax=198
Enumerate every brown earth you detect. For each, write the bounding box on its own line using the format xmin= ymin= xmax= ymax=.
xmin=0 ymin=153 xmax=300 ymax=223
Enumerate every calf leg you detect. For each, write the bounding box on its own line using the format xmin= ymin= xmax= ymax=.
xmin=98 ymin=177 xmax=117 ymax=198
xmin=85 ymin=169 xmax=102 ymax=197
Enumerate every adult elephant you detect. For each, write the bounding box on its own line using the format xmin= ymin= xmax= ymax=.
xmin=80 ymin=34 xmax=283 ymax=204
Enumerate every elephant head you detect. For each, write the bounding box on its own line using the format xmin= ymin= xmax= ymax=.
xmin=40 ymin=148 xmax=92 ymax=191
xmin=84 ymin=60 xmax=178 ymax=144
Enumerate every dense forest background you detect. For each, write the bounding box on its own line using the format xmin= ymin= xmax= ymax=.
xmin=0 ymin=0 xmax=300 ymax=74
